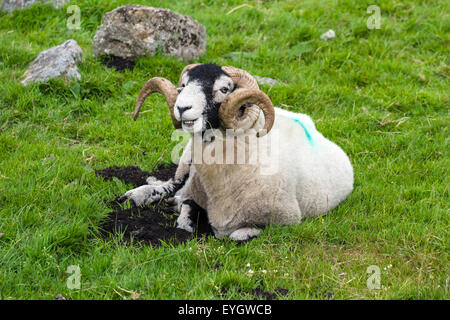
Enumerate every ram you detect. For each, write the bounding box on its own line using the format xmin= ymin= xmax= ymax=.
xmin=122 ymin=63 xmax=354 ymax=240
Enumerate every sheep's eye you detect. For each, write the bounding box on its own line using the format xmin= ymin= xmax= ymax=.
xmin=220 ymin=87 xmax=229 ymax=94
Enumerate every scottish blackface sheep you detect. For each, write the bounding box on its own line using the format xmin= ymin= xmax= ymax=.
xmin=122 ymin=63 xmax=354 ymax=240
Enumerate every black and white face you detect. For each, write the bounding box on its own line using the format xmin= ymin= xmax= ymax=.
xmin=174 ymin=64 xmax=235 ymax=133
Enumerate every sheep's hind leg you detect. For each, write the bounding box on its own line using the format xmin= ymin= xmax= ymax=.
xmin=229 ymin=228 xmax=261 ymax=241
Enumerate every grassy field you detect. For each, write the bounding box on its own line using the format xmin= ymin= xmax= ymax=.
xmin=0 ymin=0 xmax=448 ymax=299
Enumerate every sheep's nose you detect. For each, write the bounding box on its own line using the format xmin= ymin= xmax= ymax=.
xmin=177 ymin=106 xmax=192 ymax=117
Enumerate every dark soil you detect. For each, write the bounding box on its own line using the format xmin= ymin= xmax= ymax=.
xmin=221 ymin=286 xmax=289 ymax=300
xmin=96 ymin=164 xmax=213 ymax=247
xmin=250 ymin=287 xmax=289 ymax=300
xmin=101 ymin=55 xmax=136 ymax=72
xmin=96 ymin=163 xmax=177 ymax=187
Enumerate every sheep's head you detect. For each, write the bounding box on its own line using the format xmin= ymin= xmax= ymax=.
xmin=133 ymin=63 xmax=274 ymax=137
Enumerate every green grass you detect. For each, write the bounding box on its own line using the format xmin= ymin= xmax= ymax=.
xmin=0 ymin=0 xmax=448 ymax=299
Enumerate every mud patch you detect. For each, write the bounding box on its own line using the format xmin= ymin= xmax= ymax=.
xmin=96 ymin=164 xmax=213 ymax=247
xmin=96 ymin=163 xmax=176 ymax=187
xmin=101 ymin=55 xmax=136 ymax=72
xmin=221 ymin=286 xmax=289 ymax=300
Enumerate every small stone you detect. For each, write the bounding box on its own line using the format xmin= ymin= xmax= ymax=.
xmin=253 ymin=75 xmax=281 ymax=86
xmin=131 ymin=229 xmax=141 ymax=237
xmin=320 ymin=29 xmax=336 ymax=41
xmin=54 ymin=294 xmax=67 ymax=300
xmin=21 ymin=40 xmax=82 ymax=86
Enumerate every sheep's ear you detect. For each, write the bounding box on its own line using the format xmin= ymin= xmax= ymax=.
xmin=230 ymin=82 xmax=237 ymax=92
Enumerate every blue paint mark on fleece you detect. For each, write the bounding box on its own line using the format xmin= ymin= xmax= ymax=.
xmin=292 ymin=118 xmax=314 ymax=146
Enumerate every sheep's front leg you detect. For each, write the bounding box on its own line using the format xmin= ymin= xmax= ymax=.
xmin=121 ymin=178 xmax=180 ymax=206
xmin=176 ymin=200 xmax=201 ymax=233
xmin=120 ymin=140 xmax=192 ymax=207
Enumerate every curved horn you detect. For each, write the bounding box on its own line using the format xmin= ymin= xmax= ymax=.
xmin=221 ymin=66 xmax=259 ymax=90
xmin=219 ymin=89 xmax=275 ymax=137
xmin=134 ymin=77 xmax=181 ymax=128
xmin=178 ymin=63 xmax=201 ymax=87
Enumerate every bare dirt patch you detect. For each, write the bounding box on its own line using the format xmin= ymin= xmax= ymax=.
xmin=96 ymin=164 xmax=213 ymax=247
xmin=221 ymin=286 xmax=289 ymax=300
xmin=101 ymin=55 xmax=136 ymax=72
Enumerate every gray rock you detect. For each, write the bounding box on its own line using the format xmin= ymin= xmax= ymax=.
xmin=21 ymin=40 xmax=82 ymax=86
xmin=1 ymin=0 xmax=68 ymax=12
xmin=92 ymin=5 xmax=206 ymax=61
xmin=253 ymin=75 xmax=282 ymax=87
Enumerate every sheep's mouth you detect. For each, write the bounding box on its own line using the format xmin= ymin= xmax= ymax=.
xmin=182 ymin=120 xmax=196 ymax=128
